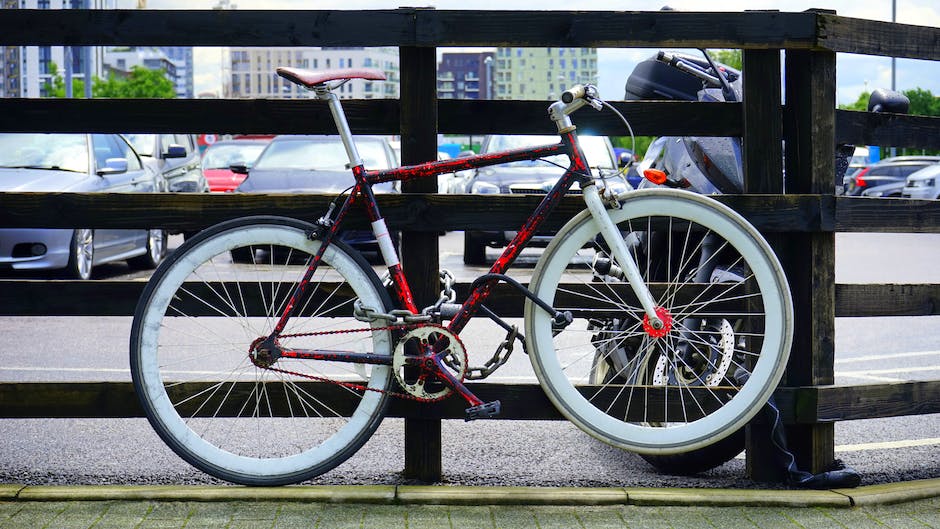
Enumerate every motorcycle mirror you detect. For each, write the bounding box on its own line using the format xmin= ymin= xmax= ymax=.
xmin=868 ymin=88 xmax=910 ymax=114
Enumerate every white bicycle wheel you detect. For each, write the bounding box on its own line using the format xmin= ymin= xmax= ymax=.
xmin=525 ymin=189 xmax=792 ymax=454
xmin=130 ymin=216 xmax=394 ymax=485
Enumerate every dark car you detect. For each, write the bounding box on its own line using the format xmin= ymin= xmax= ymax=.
xmin=0 ymin=133 xmax=166 ymax=279
xmin=844 ymin=155 xmax=940 ymax=197
xmin=458 ymin=134 xmax=624 ymax=265
xmin=234 ymin=134 xmax=399 ymax=260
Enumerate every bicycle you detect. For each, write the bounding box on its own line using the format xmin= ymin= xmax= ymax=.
xmin=130 ymin=66 xmax=794 ymax=486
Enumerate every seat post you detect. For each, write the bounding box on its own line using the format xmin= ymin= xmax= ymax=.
xmin=316 ymin=88 xmax=363 ymax=168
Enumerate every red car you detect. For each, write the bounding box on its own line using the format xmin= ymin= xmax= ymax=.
xmin=201 ymin=138 xmax=270 ymax=192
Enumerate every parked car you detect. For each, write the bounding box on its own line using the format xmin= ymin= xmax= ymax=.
xmin=201 ymin=138 xmax=270 ymax=192
xmin=902 ymin=164 xmax=940 ymax=200
xmin=233 ymin=135 xmax=399 ymax=260
xmin=844 ymin=155 xmax=940 ymax=197
xmin=0 ymin=133 xmax=166 ymax=279
xmin=457 ymin=134 xmax=624 ymax=265
xmin=124 ymin=133 xmax=207 ymax=193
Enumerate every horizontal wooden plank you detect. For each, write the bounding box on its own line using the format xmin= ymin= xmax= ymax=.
xmin=0 ymin=9 xmax=819 ymax=49
xmin=2 ymin=380 xmax=935 ymax=423
xmin=1 ymin=279 xmax=936 ymax=318
xmin=0 ymin=192 xmax=826 ymax=232
xmin=835 ymin=110 xmax=940 ymax=150
xmin=0 ymin=99 xmax=740 ymax=137
xmin=834 ymin=196 xmax=940 ymax=233
xmin=814 ymin=380 xmax=940 ymax=422
xmin=816 ymin=14 xmax=940 ymax=61
xmin=835 ymin=284 xmax=940 ymax=317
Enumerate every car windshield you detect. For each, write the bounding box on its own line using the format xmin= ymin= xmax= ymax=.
xmin=203 ymin=143 xmax=267 ymax=170
xmin=254 ymin=137 xmax=391 ymax=171
xmin=484 ymin=135 xmax=615 ymax=170
xmin=0 ymin=133 xmax=88 ymax=173
xmin=124 ymin=133 xmax=156 ymax=157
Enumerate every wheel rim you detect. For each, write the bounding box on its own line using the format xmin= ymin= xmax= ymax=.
xmin=74 ymin=228 xmax=93 ymax=279
xmin=148 ymin=229 xmax=165 ymax=263
xmin=131 ymin=221 xmax=392 ymax=484
xmin=525 ymin=190 xmax=792 ymax=454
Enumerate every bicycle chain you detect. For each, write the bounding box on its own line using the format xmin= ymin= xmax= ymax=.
xmin=260 ymin=322 xmax=462 ymax=403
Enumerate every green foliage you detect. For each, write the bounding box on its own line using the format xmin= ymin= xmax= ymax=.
xmin=42 ymin=62 xmax=176 ymax=99
xmin=94 ymin=66 xmax=176 ymax=98
xmin=711 ymin=49 xmax=742 ymax=71
xmin=611 ymin=136 xmax=654 ymax=159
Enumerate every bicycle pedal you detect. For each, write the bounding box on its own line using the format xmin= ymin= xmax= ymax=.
xmin=465 ymin=400 xmax=501 ymax=421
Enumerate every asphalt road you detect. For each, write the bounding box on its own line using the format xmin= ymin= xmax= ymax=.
xmin=0 ymin=231 xmax=937 ymax=488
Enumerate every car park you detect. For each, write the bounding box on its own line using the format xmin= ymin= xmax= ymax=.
xmin=124 ymin=133 xmax=207 ymax=193
xmin=902 ymin=164 xmax=940 ymax=200
xmin=0 ymin=133 xmax=166 ymax=279
xmin=233 ymin=134 xmax=399 ymax=259
xmin=458 ymin=134 xmax=623 ymax=265
xmin=201 ymin=138 xmax=270 ymax=192
xmin=844 ymin=155 xmax=940 ymax=197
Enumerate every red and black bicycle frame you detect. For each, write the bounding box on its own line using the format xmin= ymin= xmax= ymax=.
xmin=266 ymin=131 xmax=594 ymax=407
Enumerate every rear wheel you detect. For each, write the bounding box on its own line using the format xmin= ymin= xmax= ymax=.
xmin=525 ymin=189 xmax=792 ymax=456
xmin=129 ymin=229 xmax=167 ymax=270
xmin=130 ymin=216 xmax=394 ymax=486
xmin=65 ymin=228 xmax=94 ymax=280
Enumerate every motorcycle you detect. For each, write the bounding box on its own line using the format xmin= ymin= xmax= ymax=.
xmin=600 ymin=50 xmax=909 ymax=477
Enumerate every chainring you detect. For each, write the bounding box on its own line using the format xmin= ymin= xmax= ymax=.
xmin=392 ymin=324 xmax=467 ymax=401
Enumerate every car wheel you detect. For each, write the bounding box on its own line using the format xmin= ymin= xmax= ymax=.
xmin=66 ymin=228 xmax=94 ymax=280
xmin=463 ymin=231 xmax=487 ymax=265
xmin=129 ymin=229 xmax=167 ymax=270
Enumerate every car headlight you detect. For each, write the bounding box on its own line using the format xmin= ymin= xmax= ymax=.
xmin=470 ymin=181 xmax=500 ymax=194
xmin=909 ymin=178 xmax=935 ymax=188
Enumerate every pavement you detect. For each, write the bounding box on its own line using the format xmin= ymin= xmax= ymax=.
xmin=2 ymin=479 xmax=939 ymax=528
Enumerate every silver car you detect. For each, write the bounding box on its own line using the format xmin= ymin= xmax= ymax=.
xmin=0 ymin=133 xmax=166 ymax=279
xmin=902 ymin=164 xmax=940 ymax=200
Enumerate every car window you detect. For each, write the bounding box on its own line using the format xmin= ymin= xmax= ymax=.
xmin=483 ymin=135 xmax=615 ymax=169
xmin=115 ymin=135 xmax=143 ymax=171
xmin=91 ymin=134 xmax=128 ymax=171
xmin=898 ymin=165 xmax=929 ymax=178
xmin=203 ymin=143 xmax=267 ymax=169
xmin=125 ymin=133 xmax=156 ymax=157
xmin=174 ymin=134 xmax=193 ymax=154
xmin=255 ymin=138 xmax=392 ymax=171
xmin=0 ymin=133 xmax=89 ymax=173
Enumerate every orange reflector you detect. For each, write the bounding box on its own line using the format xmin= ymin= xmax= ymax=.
xmin=643 ymin=169 xmax=668 ymax=185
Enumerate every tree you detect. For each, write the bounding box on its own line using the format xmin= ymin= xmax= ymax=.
xmin=94 ymin=66 xmax=176 ymax=98
xmin=42 ymin=62 xmax=176 ymax=99
xmin=712 ymin=49 xmax=742 ymax=71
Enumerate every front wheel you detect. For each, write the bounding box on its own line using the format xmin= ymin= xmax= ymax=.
xmin=130 ymin=216 xmax=394 ymax=486
xmin=525 ymin=189 xmax=792 ymax=455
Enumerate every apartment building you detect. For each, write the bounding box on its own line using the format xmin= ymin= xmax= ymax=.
xmin=494 ymin=47 xmax=598 ymax=100
xmin=3 ymin=0 xmax=116 ymax=98
xmin=226 ymin=47 xmax=400 ymax=99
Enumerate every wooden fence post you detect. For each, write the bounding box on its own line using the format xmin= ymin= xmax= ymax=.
xmin=780 ymin=43 xmax=838 ymax=474
xmin=399 ymin=45 xmax=443 ymax=482
xmin=740 ymin=48 xmax=788 ymax=482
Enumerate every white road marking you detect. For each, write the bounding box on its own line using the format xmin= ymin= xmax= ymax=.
xmin=836 ymin=350 xmax=940 ymax=364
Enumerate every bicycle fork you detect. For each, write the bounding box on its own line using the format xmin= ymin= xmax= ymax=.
xmin=581 ymin=184 xmax=665 ymax=330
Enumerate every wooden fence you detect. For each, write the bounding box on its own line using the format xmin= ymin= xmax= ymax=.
xmin=1 ymin=8 xmax=939 ymax=483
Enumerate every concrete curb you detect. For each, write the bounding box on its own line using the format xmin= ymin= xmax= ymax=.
xmin=3 ymin=479 xmax=939 ymax=508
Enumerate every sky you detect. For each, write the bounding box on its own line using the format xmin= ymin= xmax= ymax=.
xmin=114 ymin=0 xmax=940 ymax=105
